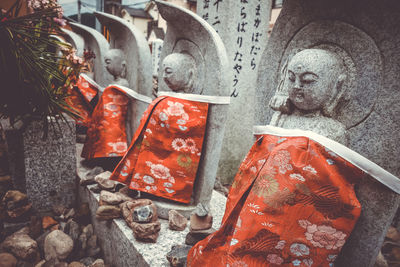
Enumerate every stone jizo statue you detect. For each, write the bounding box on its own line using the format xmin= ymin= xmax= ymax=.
xmin=104 ymin=49 xmax=129 ymax=87
xmin=161 ymin=53 xmax=197 ymax=93
xmin=269 ymin=48 xmax=347 ymax=144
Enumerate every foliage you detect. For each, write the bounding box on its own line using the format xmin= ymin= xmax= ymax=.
xmin=0 ymin=0 xmax=80 ymax=133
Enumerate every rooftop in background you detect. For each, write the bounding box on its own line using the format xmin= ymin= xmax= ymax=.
xmin=123 ymin=6 xmax=153 ymax=19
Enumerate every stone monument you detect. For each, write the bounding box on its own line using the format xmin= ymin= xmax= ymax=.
xmin=69 ymin=22 xmax=113 ymax=88
xmin=94 ymin=11 xmax=153 ymax=141
xmin=61 ymin=28 xmax=85 ymax=57
xmin=153 ymin=0 xmax=230 ymax=218
xmin=255 ymin=0 xmax=400 ymax=266
xmin=196 ymin=0 xmax=272 ymax=184
xmin=152 ymin=39 xmax=163 ymax=78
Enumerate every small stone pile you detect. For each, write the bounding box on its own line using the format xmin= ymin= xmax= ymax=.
xmin=185 ymin=204 xmax=214 ymax=246
xmin=0 ymin=174 xmax=107 ymax=267
xmin=90 ymin=171 xmax=163 ymax=243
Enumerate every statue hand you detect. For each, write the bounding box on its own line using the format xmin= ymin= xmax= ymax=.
xmin=269 ymin=94 xmax=293 ymax=114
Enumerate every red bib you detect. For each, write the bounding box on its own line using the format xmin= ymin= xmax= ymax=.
xmin=66 ymin=74 xmax=99 ymax=126
xmin=81 ymin=85 xmax=129 ymax=159
xmin=188 ymin=133 xmax=364 ymax=267
xmin=110 ymin=96 xmax=208 ymax=204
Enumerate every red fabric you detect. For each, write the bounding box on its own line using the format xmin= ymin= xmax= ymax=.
xmin=188 ymin=134 xmax=363 ymax=267
xmin=110 ymin=96 xmax=209 ymax=204
xmin=65 ymin=74 xmax=98 ymax=126
xmin=81 ymin=85 xmax=130 ymax=159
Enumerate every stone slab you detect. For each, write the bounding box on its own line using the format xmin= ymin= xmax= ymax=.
xmin=5 ymin=118 xmax=77 ymax=212
xmin=197 ymin=0 xmax=272 ymax=184
xmin=76 ymin=144 xmax=226 ymax=267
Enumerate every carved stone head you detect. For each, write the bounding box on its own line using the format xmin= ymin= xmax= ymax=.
xmin=104 ymin=49 xmax=127 ymax=79
xmin=271 ymin=49 xmax=347 ymax=117
xmin=161 ymin=53 xmax=197 ymax=93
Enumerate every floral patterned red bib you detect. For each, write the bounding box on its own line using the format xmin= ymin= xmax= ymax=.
xmin=188 ymin=134 xmax=364 ymax=267
xmin=110 ymin=96 xmax=208 ymax=204
xmin=81 ymin=85 xmax=129 ymax=159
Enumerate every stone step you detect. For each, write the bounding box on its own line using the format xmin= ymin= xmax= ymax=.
xmin=76 ymin=145 xmax=227 ymax=267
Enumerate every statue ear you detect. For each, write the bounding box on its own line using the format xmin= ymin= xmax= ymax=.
xmin=121 ymin=60 xmax=127 ymax=78
xmin=185 ymin=69 xmax=194 ymax=93
xmin=323 ymin=73 xmax=347 ymax=117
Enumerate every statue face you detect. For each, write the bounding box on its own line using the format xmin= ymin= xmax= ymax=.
xmin=162 ymin=53 xmax=195 ymax=92
xmin=285 ymin=49 xmax=343 ymax=111
xmin=104 ymin=49 xmax=126 ymax=78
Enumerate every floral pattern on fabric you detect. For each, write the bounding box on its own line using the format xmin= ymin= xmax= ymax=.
xmin=187 ymin=134 xmax=364 ymax=267
xmin=110 ymin=96 xmax=208 ymax=204
xmin=81 ymin=85 xmax=129 ymax=159
xmin=65 ymin=74 xmax=98 ymax=126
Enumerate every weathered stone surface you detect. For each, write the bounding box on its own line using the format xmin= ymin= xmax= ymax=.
xmin=132 ymin=205 xmax=155 ymax=224
xmin=95 ymin=205 xmax=120 ymax=220
xmin=94 ymin=172 xmax=115 ymax=191
xmin=54 ymin=263 xmax=68 ymax=267
xmin=132 ymin=221 xmax=161 ymax=243
xmin=114 ymin=192 xmax=133 ymax=203
xmin=185 ymin=229 xmax=214 ymax=246
xmin=189 ymin=214 xmax=213 ymax=232
xmin=196 ymin=0 xmax=272 ymax=185
xmin=0 ymin=252 xmax=17 ymax=267
xmin=99 ymin=191 xmax=122 ymax=206
xmin=6 ymin=119 xmax=76 ymax=212
xmin=1 ymin=231 xmax=38 ymax=261
xmin=168 ymin=210 xmax=187 ymax=231
xmin=120 ymin=200 xmax=157 ymax=229
xmin=90 ymin=259 xmax=105 ymax=267
xmin=166 ymin=244 xmax=192 ymax=267
xmin=2 ymin=190 xmax=32 ymax=221
xmin=44 ymin=230 xmax=73 ymax=261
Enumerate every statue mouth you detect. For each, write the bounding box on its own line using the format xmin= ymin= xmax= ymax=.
xmin=292 ymin=89 xmax=305 ymax=102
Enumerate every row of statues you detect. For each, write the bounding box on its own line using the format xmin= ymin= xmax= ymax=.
xmin=63 ymin=1 xmax=400 ymax=266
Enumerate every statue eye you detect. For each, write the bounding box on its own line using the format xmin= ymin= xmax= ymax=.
xmin=301 ymin=73 xmax=317 ymax=84
xmin=164 ymin=67 xmax=173 ymax=74
xmin=105 ymin=59 xmax=111 ymax=64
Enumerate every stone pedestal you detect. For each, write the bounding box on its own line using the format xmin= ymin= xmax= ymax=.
xmin=76 ymin=143 xmax=227 ymax=267
xmin=197 ymin=0 xmax=272 ymax=184
xmin=5 ymin=118 xmax=77 ymax=212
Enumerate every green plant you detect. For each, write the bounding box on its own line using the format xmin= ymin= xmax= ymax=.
xmin=0 ymin=0 xmax=79 ymax=134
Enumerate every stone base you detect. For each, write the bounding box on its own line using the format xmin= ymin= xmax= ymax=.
xmin=152 ymin=199 xmax=196 ymax=220
xmin=5 ymin=118 xmax=77 ymax=212
xmin=76 ymin=144 xmax=227 ymax=267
